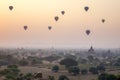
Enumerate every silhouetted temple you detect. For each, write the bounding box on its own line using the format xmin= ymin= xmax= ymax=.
xmin=105 ymin=49 xmax=113 ymax=58
xmin=88 ymin=46 xmax=95 ymax=54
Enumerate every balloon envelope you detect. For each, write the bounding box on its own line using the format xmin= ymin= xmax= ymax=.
xmin=24 ymin=26 xmax=28 ymax=30
xmin=102 ymin=19 xmax=105 ymax=23
xmin=84 ymin=6 xmax=89 ymax=12
xmin=9 ymin=6 xmax=13 ymax=10
xmin=48 ymin=26 xmax=52 ymax=30
xmin=86 ymin=30 xmax=90 ymax=35
xmin=61 ymin=11 xmax=65 ymax=15
xmin=54 ymin=16 xmax=59 ymax=21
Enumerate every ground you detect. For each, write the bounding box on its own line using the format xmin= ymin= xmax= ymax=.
xmin=0 ymin=65 xmax=119 ymax=80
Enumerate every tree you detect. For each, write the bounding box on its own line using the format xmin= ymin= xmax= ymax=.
xmin=0 ymin=55 xmax=18 ymax=66
xmin=52 ymin=65 xmax=59 ymax=72
xmin=89 ymin=67 xmax=98 ymax=74
xmin=87 ymin=55 xmax=94 ymax=62
xmin=68 ymin=66 xmax=80 ymax=76
xmin=7 ymin=64 xmax=18 ymax=69
xmin=5 ymin=74 xmax=17 ymax=80
xmin=114 ymin=58 xmax=120 ymax=66
xmin=107 ymin=74 xmax=117 ymax=80
xmin=7 ymin=65 xmax=20 ymax=75
xmin=117 ymin=75 xmax=120 ymax=80
xmin=65 ymin=54 xmax=76 ymax=60
xmin=33 ymin=72 xmax=42 ymax=79
xmin=27 ymin=56 xmax=42 ymax=65
xmin=31 ymin=59 xmax=41 ymax=65
xmin=59 ymin=58 xmax=78 ymax=68
xmin=1 ymin=65 xmax=20 ymax=80
xmin=19 ymin=59 xmax=29 ymax=66
xmin=78 ymin=58 xmax=87 ymax=64
xmin=17 ymin=73 xmax=24 ymax=80
xmin=58 ymin=75 xmax=69 ymax=80
xmin=43 ymin=56 xmax=61 ymax=62
xmin=97 ymin=65 xmax=106 ymax=73
xmin=98 ymin=73 xmax=117 ymax=80
xmin=48 ymin=76 xmax=55 ymax=80
xmin=98 ymin=73 xmax=108 ymax=80
xmin=24 ymin=73 xmax=33 ymax=80
xmin=81 ymin=69 xmax=88 ymax=75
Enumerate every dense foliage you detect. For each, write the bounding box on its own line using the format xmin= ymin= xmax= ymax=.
xmin=59 ymin=58 xmax=78 ymax=68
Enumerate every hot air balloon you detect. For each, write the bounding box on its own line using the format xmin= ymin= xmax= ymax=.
xmin=86 ymin=30 xmax=90 ymax=35
xmin=84 ymin=6 xmax=89 ymax=12
xmin=61 ymin=11 xmax=65 ymax=15
xmin=48 ymin=26 xmax=52 ymax=30
xmin=102 ymin=19 xmax=105 ymax=23
xmin=24 ymin=26 xmax=28 ymax=30
xmin=9 ymin=6 xmax=13 ymax=10
xmin=54 ymin=16 xmax=59 ymax=21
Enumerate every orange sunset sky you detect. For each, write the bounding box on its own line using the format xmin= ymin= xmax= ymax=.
xmin=0 ymin=0 xmax=120 ymax=48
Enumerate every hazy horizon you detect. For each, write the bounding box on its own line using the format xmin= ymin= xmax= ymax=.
xmin=0 ymin=0 xmax=120 ymax=48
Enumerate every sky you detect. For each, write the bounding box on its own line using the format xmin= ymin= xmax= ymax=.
xmin=0 ymin=0 xmax=120 ymax=49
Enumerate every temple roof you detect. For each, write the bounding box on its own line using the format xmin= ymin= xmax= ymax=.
xmin=88 ymin=46 xmax=94 ymax=53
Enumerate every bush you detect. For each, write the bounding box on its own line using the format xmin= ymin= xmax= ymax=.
xmin=52 ymin=65 xmax=59 ymax=72
xmin=107 ymin=74 xmax=117 ymax=80
xmin=81 ymin=69 xmax=88 ymax=75
xmin=48 ymin=76 xmax=55 ymax=80
xmin=98 ymin=73 xmax=108 ymax=80
xmin=7 ymin=64 xmax=18 ymax=69
xmin=97 ymin=65 xmax=106 ymax=72
xmin=89 ymin=67 xmax=98 ymax=74
xmin=68 ymin=66 xmax=80 ymax=76
xmin=58 ymin=75 xmax=69 ymax=80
